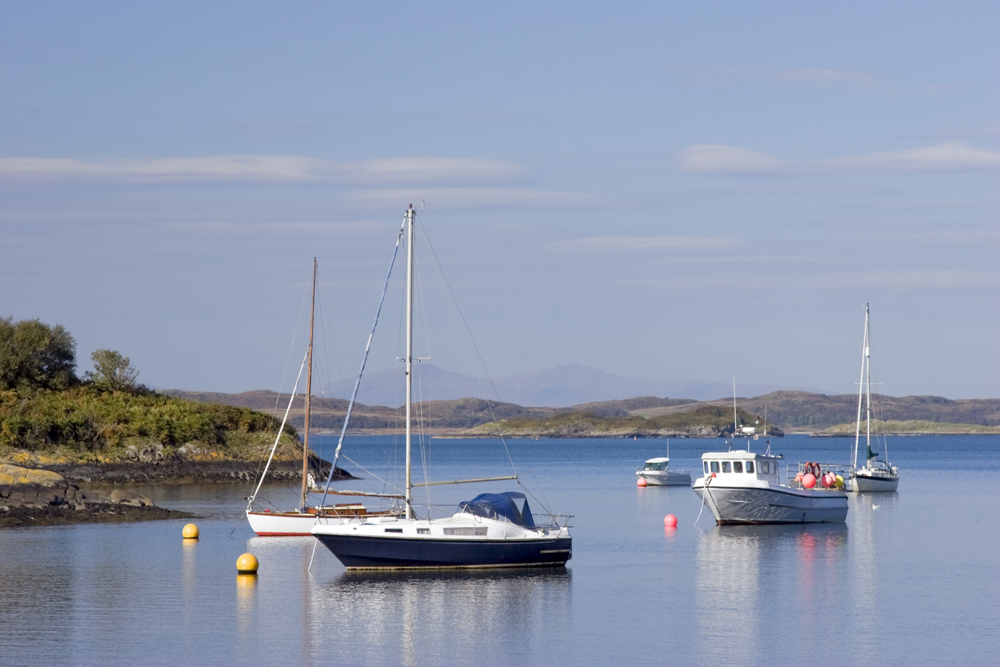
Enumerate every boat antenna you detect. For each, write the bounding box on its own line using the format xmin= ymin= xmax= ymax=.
xmin=733 ymin=375 xmax=738 ymax=436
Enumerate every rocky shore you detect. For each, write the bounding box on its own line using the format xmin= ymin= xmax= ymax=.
xmin=0 ymin=453 xmax=357 ymax=528
xmin=0 ymin=462 xmax=189 ymax=528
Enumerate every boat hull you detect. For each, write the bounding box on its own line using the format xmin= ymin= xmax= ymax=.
xmin=636 ymin=472 xmax=692 ymax=486
xmin=693 ymin=484 xmax=848 ymax=524
xmin=850 ymin=473 xmax=899 ymax=493
xmin=247 ymin=510 xmax=324 ymax=536
xmin=313 ymin=533 xmax=573 ymax=570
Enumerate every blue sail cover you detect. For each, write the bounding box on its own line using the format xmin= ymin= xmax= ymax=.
xmin=459 ymin=492 xmax=536 ymax=529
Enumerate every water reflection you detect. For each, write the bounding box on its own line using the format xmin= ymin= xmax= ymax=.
xmin=694 ymin=524 xmax=848 ymax=664
xmin=848 ymin=492 xmax=899 ymax=662
xmin=308 ymin=568 xmax=573 ymax=666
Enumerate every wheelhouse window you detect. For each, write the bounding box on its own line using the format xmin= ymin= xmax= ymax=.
xmin=761 ymin=461 xmax=769 ymax=473
xmin=746 ymin=461 xmax=755 ymax=473
xmin=722 ymin=462 xmax=731 ymax=473
xmin=710 ymin=461 xmax=720 ymax=473
xmin=703 ymin=461 xmax=709 ymax=473
xmin=734 ymin=462 xmax=743 ymax=473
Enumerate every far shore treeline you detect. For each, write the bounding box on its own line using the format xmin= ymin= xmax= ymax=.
xmin=0 ymin=317 xmax=298 ymax=462
xmin=2 ymin=318 xmax=998 ymax=463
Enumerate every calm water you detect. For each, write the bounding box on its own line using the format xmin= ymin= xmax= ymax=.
xmin=1 ymin=435 xmax=998 ymax=666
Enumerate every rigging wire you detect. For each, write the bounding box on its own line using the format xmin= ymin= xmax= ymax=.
xmin=413 ymin=212 xmax=560 ymax=517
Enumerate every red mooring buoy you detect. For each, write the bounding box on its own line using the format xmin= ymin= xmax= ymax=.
xmin=664 ymin=514 xmax=678 ymax=528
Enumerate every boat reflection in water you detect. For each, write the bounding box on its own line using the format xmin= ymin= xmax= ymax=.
xmin=694 ymin=524 xmax=849 ymax=665
xmin=308 ymin=568 xmax=572 ymax=666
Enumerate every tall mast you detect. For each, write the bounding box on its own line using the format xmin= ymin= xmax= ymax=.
xmin=301 ymin=258 xmax=316 ymax=512
xmin=853 ymin=304 xmax=868 ymax=469
xmin=864 ymin=304 xmax=872 ymax=463
xmin=405 ymin=205 xmax=414 ymax=520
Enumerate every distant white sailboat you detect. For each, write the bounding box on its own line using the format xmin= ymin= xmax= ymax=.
xmin=850 ymin=304 xmax=899 ymax=493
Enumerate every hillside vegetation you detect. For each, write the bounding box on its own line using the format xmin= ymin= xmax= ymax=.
xmin=0 ymin=318 xmax=299 ymax=464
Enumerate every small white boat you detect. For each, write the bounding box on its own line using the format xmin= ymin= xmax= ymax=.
xmin=636 ymin=457 xmax=691 ymax=486
xmin=849 ymin=304 xmax=899 ymax=493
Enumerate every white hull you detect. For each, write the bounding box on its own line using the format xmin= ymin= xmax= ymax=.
xmin=850 ymin=471 xmax=899 ymax=493
xmin=693 ymin=481 xmax=848 ymax=524
xmin=247 ymin=510 xmax=325 ymax=536
xmin=637 ymin=471 xmax=691 ymax=486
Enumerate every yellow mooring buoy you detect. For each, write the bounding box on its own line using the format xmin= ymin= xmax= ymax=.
xmin=182 ymin=523 xmax=199 ymax=539
xmin=236 ymin=553 xmax=259 ymax=575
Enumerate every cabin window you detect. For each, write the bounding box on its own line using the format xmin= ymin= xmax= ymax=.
xmin=417 ymin=528 xmax=429 ymax=535
xmin=734 ymin=462 xmax=743 ymax=473
xmin=761 ymin=461 xmax=769 ymax=473
xmin=704 ymin=461 xmax=709 ymax=473
xmin=384 ymin=528 xmax=403 ymax=533
xmin=722 ymin=462 xmax=731 ymax=473
xmin=710 ymin=461 xmax=719 ymax=473
xmin=746 ymin=461 xmax=754 ymax=473
xmin=444 ymin=527 xmax=488 ymax=536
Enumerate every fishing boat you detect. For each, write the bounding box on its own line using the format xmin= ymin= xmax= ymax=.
xmin=246 ymin=259 xmax=401 ymax=536
xmin=692 ymin=381 xmax=848 ymax=524
xmin=850 ymin=304 xmax=899 ymax=493
xmin=312 ymin=206 xmax=572 ymax=569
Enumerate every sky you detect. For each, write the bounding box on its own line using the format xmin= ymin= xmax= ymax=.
xmin=1 ymin=1 xmax=997 ymax=400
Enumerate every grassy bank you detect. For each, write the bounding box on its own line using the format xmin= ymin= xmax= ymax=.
xmin=0 ymin=386 xmax=300 ymax=464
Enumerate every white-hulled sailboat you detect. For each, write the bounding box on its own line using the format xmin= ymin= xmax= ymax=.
xmin=850 ymin=304 xmax=899 ymax=493
xmin=311 ymin=206 xmax=572 ymax=569
xmin=246 ymin=259 xmax=402 ymax=535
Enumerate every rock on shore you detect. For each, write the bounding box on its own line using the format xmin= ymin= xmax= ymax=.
xmin=0 ymin=463 xmax=189 ymax=527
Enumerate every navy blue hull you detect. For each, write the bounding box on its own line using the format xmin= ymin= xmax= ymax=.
xmin=315 ymin=534 xmax=573 ymax=569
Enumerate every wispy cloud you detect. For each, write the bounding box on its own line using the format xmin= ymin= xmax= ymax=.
xmin=348 ymin=187 xmax=602 ymax=209
xmin=778 ymin=68 xmax=879 ymax=87
xmin=819 ymin=142 xmax=1000 ymax=172
xmin=0 ymin=155 xmax=528 ymax=186
xmin=677 ymin=142 xmax=1000 ymax=174
xmin=554 ymin=236 xmax=740 ymax=252
xmin=673 ymin=66 xmax=879 ymax=88
xmin=676 ymin=145 xmax=786 ymax=173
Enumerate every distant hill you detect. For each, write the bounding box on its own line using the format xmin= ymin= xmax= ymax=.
xmin=165 ymin=388 xmax=1000 ymax=435
xmin=320 ymin=363 xmax=821 ymax=407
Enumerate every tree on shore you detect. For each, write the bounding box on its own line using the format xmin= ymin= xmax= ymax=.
xmin=0 ymin=317 xmax=77 ymax=391
xmin=85 ymin=349 xmax=143 ymax=392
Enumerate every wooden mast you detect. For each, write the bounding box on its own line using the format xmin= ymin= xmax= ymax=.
xmin=301 ymin=257 xmax=316 ymax=512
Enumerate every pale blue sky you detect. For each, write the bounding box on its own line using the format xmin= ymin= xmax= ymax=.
xmin=2 ymin=1 xmax=997 ymax=399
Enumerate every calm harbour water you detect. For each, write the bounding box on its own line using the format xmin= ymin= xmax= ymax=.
xmin=1 ymin=434 xmax=998 ymax=666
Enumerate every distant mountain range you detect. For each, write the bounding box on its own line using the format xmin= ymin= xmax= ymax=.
xmin=319 ymin=363 xmax=825 ymax=408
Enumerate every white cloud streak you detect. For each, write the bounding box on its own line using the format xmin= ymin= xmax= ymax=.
xmin=0 ymin=155 xmax=528 ymax=186
xmin=677 ymin=145 xmax=786 ymax=173
xmin=677 ymin=142 xmax=1000 ymax=174
xmin=348 ymin=187 xmax=602 ymax=209
xmin=554 ymin=236 xmax=740 ymax=252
